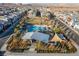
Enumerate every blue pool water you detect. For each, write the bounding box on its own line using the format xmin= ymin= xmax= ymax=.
xmin=26 ymin=25 xmax=46 ymax=32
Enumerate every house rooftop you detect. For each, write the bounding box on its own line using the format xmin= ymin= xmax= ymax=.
xmin=0 ymin=16 xmax=8 ymax=22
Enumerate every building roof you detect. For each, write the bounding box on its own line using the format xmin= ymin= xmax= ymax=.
xmin=0 ymin=16 xmax=8 ymax=22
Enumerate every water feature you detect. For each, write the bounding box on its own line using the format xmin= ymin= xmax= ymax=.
xmin=26 ymin=25 xmax=46 ymax=32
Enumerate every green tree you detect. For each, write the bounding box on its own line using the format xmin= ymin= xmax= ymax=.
xmin=53 ymin=27 xmax=61 ymax=33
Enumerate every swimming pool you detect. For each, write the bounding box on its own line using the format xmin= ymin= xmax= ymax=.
xmin=26 ymin=25 xmax=46 ymax=32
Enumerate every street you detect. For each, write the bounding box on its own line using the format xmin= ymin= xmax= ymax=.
xmin=0 ymin=36 xmax=9 ymax=49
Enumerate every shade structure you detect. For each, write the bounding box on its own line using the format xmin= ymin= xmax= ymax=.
xmin=50 ymin=33 xmax=63 ymax=42
xmin=22 ymin=32 xmax=50 ymax=43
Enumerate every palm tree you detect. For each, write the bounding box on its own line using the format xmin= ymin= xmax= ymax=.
xmin=52 ymin=27 xmax=61 ymax=33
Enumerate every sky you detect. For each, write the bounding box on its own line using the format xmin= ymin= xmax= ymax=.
xmin=0 ymin=0 xmax=79 ymax=3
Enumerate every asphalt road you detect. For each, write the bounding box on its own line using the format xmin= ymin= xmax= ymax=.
xmin=0 ymin=36 xmax=9 ymax=49
xmin=0 ymin=36 xmax=10 ymax=56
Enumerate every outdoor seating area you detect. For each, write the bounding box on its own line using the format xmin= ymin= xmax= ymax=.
xmin=6 ymin=29 xmax=77 ymax=53
xmin=6 ymin=35 xmax=31 ymax=52
xmin=35 ymin=39 xmax=77 ymax=53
